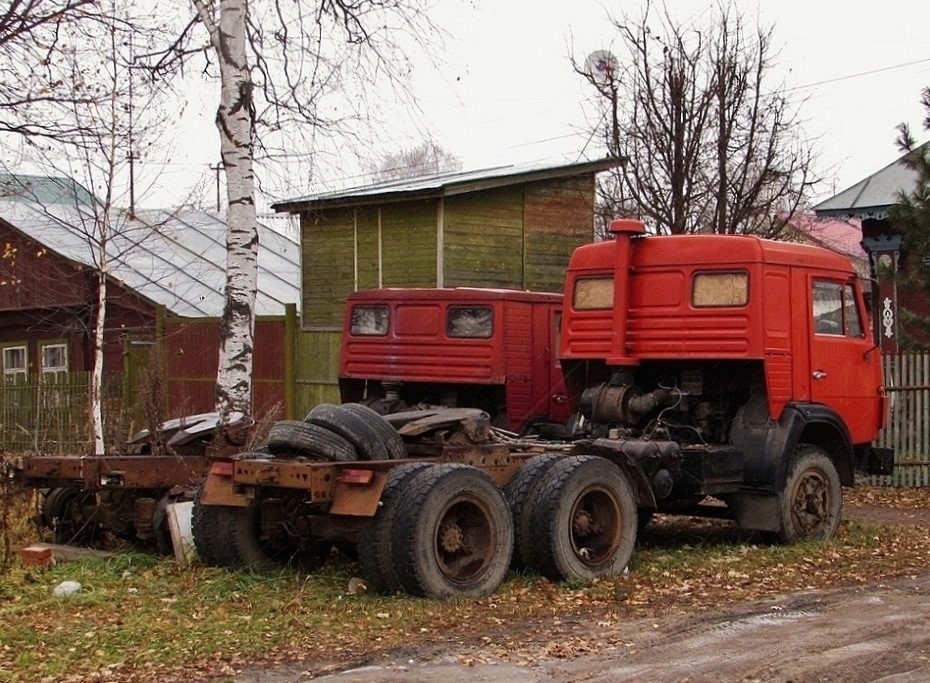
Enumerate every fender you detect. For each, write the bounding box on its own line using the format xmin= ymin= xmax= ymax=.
xmin=733 ymin=398 xmax=854 ymax=491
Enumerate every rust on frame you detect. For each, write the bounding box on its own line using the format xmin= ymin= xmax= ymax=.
xmin=20 ymin=455 xmax=208 ymax=490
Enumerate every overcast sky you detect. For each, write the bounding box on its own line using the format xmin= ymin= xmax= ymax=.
xmin=145 ymin=0 xmax=930 ymax=212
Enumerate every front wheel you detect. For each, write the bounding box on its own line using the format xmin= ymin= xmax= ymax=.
xmin=778 ymin=444 xmax=842 ymax=543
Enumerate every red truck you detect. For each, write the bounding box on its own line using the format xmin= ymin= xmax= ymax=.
xmin=19 ymin=218 xmax=889 ymax=600
xmin=188 ymin=218 xmax=887 ymax=598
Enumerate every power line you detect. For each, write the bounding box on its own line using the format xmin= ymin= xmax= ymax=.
xmin=788 ymin=56 xmax=930 ymax=93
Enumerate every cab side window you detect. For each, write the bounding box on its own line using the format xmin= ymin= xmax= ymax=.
xmin=812 ymin=280 xmax=865 ymax=338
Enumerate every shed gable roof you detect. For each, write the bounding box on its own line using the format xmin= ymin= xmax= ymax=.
xmin=271 ymin=157 xmax=622 ymax=212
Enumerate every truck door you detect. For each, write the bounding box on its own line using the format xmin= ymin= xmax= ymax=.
xmin=808 ymin=277 xmax=883 ymax=444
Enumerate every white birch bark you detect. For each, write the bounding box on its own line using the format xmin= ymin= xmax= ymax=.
xmin=91 ymin=232 xmax=107 ymax=454
xmin=193 ymin=0 xmax=258 ymax=420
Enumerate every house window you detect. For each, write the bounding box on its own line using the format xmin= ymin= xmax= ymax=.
xmin=41 ymin=343 xmax=69 ymax=380
xmin=2 ymin=345 xmax=27 ymax=382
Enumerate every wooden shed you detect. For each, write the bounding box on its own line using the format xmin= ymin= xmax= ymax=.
xmin=272 ymin=158 xmax=621 ymax=407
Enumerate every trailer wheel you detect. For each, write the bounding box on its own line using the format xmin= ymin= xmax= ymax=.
xmin=191 ymin=484 xmax=240 ymax=567
xmin=339 ymin=402 xmax=407 ymax=459
xmin=45 ymin=486 xmax=102 ymax=545
xmin=525 ymin=455 xmax=636 ymax=582
xmin=356 ymin=462 xmax=433 ymax=594
xmin=778 ymin=444 xmax=842 ymax=543
xmin=504 ymin=454 xmax=561 ymax=569
xmin=305 ymin=403 xmax=405 ymax=461
xmin=40 ymin=487 xmax=69 ymax=529
xmin=390 ymin=464 xmax=513 ymax=598
xmin=230 ymin=493 xmax=312 ymax=571
xmin=266 ymin=420 xmax=358 ymax=462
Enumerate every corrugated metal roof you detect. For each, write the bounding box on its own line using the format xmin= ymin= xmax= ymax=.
xmin=271 ymin=157 xmax=623 ymax=212
xmin=0 ymin=184 xmax=300 ymax=317
xmin=814 ymin=149 xmax=922 ymax=219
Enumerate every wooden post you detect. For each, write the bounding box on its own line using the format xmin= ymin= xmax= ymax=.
xmin=284 ymin=303 xmax=297 ymax=419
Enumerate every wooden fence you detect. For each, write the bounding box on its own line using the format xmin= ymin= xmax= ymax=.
xmin=0 ymin=372 xmax=126 ymax=455
xmin=874 ymin=352 xmax=930 ymax=486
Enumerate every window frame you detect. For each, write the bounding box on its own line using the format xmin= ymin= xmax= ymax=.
xmin=1 ymin=343 xmax=27 ymax=382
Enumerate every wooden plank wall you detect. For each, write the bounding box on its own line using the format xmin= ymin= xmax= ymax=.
xmin=444 ymin=186 xmax=524 ymax=289
xmin=381 ymin=200 xmax=437 ymax=287
xmin=523 ymin=176 xmax=595 ymax=293
xmin=302 ymin=208 xmax=356 ymax=329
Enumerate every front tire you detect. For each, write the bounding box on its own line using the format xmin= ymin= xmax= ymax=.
xmin=778 ymin=444 xmax=842 ymax=543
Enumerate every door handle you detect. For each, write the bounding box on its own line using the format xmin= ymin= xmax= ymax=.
xmin=813 ymin=370 xmax=827 ymax=380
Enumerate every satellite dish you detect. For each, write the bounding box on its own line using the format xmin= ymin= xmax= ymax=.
xmin=584 ymin=50 xmax=618 ymax=86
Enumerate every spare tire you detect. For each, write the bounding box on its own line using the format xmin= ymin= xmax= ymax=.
xmin=305 ymin=403 xmax=395 ymax=461
xmin=339 ymin=402 xmax=407 ymax=459
xmin=266 ymin=420 xmax=358 ymax=462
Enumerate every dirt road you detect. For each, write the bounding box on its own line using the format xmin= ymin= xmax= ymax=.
xmin=237 ymin=572 xmax=930 ymax=683
xmin=230 ymin=501 xmax=930 ymax=683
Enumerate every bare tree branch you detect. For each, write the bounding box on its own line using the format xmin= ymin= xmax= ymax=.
xmin=577 ymin=1 xmax=817 ymax=236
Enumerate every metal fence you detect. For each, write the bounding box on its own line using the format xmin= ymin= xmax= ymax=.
xmin=874 ymin=352 xmax=930 ymax=486
xmin=0 ymin=372 xmax=125 ymax=455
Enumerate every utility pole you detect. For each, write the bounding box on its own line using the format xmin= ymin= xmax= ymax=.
xmin=127 ymin=151 xmax=140 ymax=217
xmin=210 ymin=162 xmax=224 ymax=212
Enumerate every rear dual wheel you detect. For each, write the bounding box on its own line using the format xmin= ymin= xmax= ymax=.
xmin=524 ymin=455 xmax=637 ymax=582
xmin=366 ymin=464 xmax=513 ymax=599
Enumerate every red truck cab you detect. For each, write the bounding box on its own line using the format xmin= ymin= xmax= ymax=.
xmin=339 ymin=288 xmax=570 ymax=433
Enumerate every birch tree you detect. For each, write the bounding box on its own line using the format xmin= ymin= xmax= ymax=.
xmin=144 ymin=0 xmax=434 ymax=423
xmin=189 ymin=0 xmax=257 ymax=421
xmin=0 ymin=1 xmax=114 ymax=143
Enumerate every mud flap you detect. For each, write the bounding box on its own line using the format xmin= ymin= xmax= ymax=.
xmin=200 ymin=466 xmax=250 ymax=507
xmin=730 ymin=491 xmax=780 ymax=533
xmin=858 ymin=446 xmax=894 ymax=476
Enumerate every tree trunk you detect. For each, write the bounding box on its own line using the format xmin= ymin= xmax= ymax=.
xmin=91 ymin=252 xmax=107 ymax=455
xmin=194 ymin=0 xmax=258 ymax=421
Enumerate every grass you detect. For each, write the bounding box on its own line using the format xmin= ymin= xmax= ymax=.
xmin=1 ymin=488 xmax=930 ymax=682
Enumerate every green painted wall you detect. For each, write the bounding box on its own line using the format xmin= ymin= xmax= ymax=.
xmin=293 ymin=174 xmax=596 ymax=414
xmin=382 ymin=200 xmax=437 ymax=287
xmin=523 ymin=176 xmax=595 ymax=292
xmin=302 ymin=209 xmax=354 ymax=329
xmin=356 ymin=207 xmax=380 ymax=291
xmin=444 ymin=186 xmax=524 ymax=289
xmin=295 ymin=329 xmax=341 ymax=409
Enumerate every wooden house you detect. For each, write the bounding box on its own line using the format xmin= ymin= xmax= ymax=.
xmin=272 ymin=158 xmax=621 ymax=406
xmin=0 ymin=174 xmax=300 ymax=448
xmin=814 ymin=155 xmax=922 ymax=352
